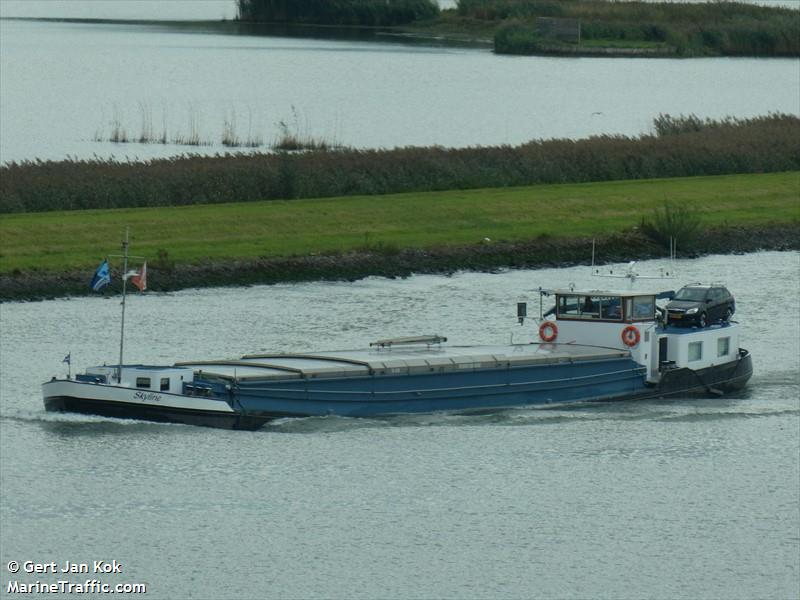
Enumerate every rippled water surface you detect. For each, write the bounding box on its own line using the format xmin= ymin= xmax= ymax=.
xmin=1 ymin=252 xmax=798 ymax=599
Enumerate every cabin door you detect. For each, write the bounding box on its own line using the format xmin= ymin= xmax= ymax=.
xmin=658 ymin=337 xmax=669 ymax=370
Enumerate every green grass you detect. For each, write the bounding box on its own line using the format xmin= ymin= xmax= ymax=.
xmin=1 ymin=172 xmax=798 ymax=275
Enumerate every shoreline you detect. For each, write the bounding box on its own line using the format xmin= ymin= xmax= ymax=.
xmin=6 ymin=16 xmax=798 ymax=58
xmin=2 ymin=225 xmax=796 ymax=303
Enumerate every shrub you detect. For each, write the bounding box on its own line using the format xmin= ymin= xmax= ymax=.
xmin=640 ymin=202 xmax=702 ymax=251
xmin=495 ymin=22 xmax=541 ymax=54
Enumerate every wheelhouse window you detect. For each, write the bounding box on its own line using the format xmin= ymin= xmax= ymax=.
xmin=688 ymin=342 xmax=703 ymax=362
xmin=557 ymin=294 xmax=622 ymax=321
xmin=135 ymin=377 xmax=151 ymax=389
xmin=557 ymin=295 xmax=582 ymax=317
xmin=598 ymin=296 xmax=622 ymax=320
xmin=717 ymin=337 xmax=730 ymax=357
xmin=580 ymin=296 xmax=600 ymax=317
xmin=631 ymin=296 xmax=655 ymax=321
xmin=160 ymin=377 xmax=170 ymax=391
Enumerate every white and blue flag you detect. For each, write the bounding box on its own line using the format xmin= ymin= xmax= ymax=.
xmin=90 ymin=259 xmax=111 ymax=291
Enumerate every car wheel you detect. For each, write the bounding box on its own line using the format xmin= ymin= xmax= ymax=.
xmin=699 ymin=312 xmax=708 ymax=328
xmin=723 ymin=307 xmax=733 ymax=322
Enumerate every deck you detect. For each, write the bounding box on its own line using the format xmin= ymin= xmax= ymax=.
xmin=175 ymin=343 xmax=630 ymax=382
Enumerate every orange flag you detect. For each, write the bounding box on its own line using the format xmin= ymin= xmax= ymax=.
xmin=130 ymin=262 xmax=147 ymax=292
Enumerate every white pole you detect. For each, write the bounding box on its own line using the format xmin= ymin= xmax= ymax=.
xmin=117 ymin=227 xmax=129 ymax=382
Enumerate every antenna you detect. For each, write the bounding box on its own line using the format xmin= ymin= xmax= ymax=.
xmin=590 ymin=238 xmax=677 ymax=287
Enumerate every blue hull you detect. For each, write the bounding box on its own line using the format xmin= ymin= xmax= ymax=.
xmin=43 ymin=347 xmax=752 ymax=430
xmin=233 ymin=356 xmax=648 ymax=419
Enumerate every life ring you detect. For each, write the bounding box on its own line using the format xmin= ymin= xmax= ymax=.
xmin=539 ymin=321 xmax=558 ymax=342
xmin=621 ymin=325 xmax=640 ymax=347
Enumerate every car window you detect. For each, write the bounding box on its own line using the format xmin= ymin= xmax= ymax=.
xmin=674 ymin=287 xmax=707 ymax=301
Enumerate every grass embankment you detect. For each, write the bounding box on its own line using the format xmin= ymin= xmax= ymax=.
xmin=1 ymin=172 xmax=797 ymax=288
xmin=405 ymin=0 xmax=800 ymax=57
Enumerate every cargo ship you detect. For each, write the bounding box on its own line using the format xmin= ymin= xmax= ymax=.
xmin=43 ymin=285 xmax=752 ymax=430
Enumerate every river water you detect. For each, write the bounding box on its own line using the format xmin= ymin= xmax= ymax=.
xmin=1 ymin=252 xmax=798 ymax=599
xmin=1 ymin=10 xmax=799 ymax=163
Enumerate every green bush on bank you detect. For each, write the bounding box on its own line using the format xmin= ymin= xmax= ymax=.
xmin=494 ymin=21 xmax=541 ymax=54
xmin=237 ymin=0 xmax=439 ymax=26
xmin=640 ymin=203 xmax=702 ymax=250
xmin=2 ymin=114 xmax=799 ymax=214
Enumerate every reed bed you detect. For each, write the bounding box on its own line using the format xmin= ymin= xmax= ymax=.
xmin=93 ymin=104 xmax=322 ymax=150
xmin=273 ymin=106 xmax=337 ymax=151
xmin=2 ymin=114 xmax=798 ymax=214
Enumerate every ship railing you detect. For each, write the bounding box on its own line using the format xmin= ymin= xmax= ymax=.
xmin=370 ymin=335 xmax=447 ymax=348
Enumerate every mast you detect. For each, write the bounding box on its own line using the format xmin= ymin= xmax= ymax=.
xmin=107 ymin=228 xmax=146 ymax=383
xmin=117 ymin=227 xmax=129 ymax=382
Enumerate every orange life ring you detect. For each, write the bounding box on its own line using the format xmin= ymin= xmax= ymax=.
xmin=539 ymin=321 xmax=558 ymax=342
xmin=621 ymin=325 xmax=640 ymax=347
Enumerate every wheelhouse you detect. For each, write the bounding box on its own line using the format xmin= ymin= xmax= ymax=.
xmin=554 ymin=291 xmax=656 ymax=323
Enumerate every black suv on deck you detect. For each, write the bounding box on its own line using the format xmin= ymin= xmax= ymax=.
xmin=666 ymin=284 xmax=735 ymax=328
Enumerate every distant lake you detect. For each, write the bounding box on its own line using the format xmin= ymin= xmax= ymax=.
xmin=1 ymin=7 xmax=798 ymax=163
xmin=0 ymin=0 xmax=795 ymax=20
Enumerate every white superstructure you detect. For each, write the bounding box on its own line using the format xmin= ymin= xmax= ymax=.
xmin=536 ymin=288 xmax=741 ymax=384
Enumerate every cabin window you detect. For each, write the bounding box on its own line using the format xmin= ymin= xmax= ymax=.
xmin=558 ymin=295 xmax=582 ymax=317
xmin=558 ymin=295 xmax=622 ymax=320
xmin=631 ymin=296 xmax=655 ymax=320
xmin=581 ymin=296 xmax=598 ymax=317
xmin=717 ymin=337 xmax=730 ymax=357
xmin=135 ymin=377 xmax=151 ymax=388
xmin=599 ymin=297 xmax=622 ymax=320
xmin=688 ymin=342 xmax=703 ymax=362
xmin=160 ymin=377 xmax=170 ymax=391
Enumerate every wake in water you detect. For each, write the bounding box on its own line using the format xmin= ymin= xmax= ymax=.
xmin=4 ymin=380 xmax=797 ymax=435
xmin=262 ymin=394 xmax=800 ymax=434
xmin=0 ymin=410 xmax=191 ymax=436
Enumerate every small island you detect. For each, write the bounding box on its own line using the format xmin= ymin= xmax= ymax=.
xmin=237 ymin=0 xmax=800 ymax=58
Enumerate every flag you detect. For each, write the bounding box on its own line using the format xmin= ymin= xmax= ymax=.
xmin=90 ymin=259 xmax=111 ymax=292
xmin=129 ymin=262 xmax=147 ymax=292
xmin=62 ymin=353 xmax=71 ymax=365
